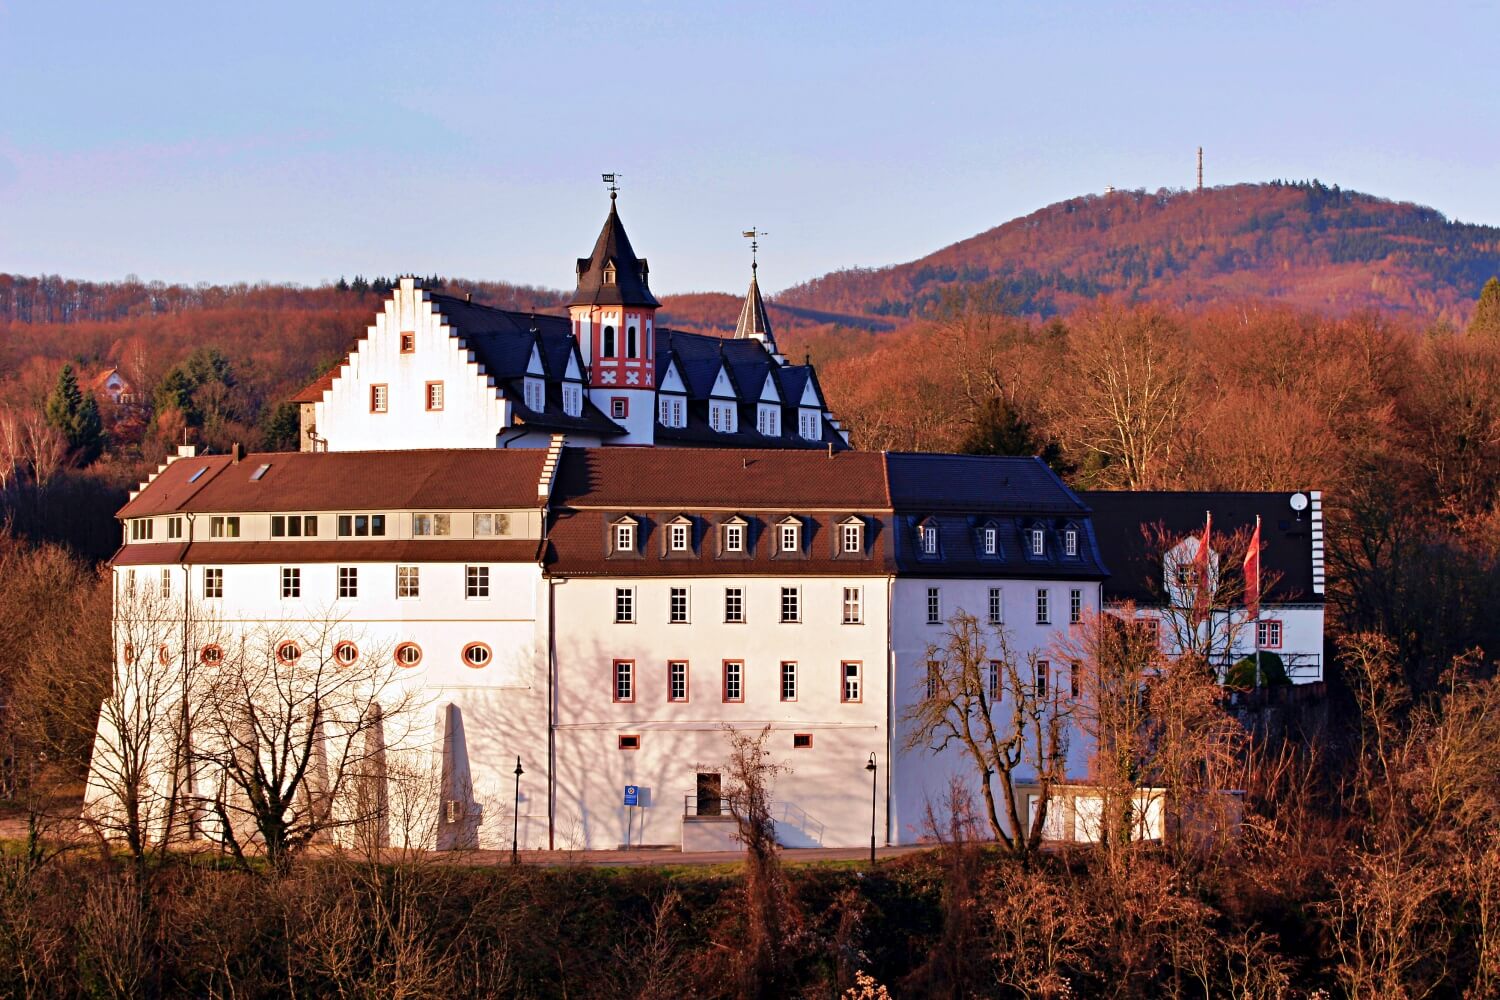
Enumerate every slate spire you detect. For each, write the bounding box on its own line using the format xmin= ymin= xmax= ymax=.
xmin=734 ymin=263 xmax=777 ymax=350
xmin=569 ymin=194 xmax=661 ymax=308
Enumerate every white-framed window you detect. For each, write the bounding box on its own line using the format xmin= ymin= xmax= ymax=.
xmin=723 ymin=660 xmax=743 ymax=702
xmin=1257 ymin=620 xmax=1283 ymax=649
xmin=272 ymin=515 xmax=316 ymax=538
xmin=669 ymin=586 xmax=689 ymax=623
xmin=611 ymin=397 xmax=627 ymax=420
xmin=337 ymin=514 xmax=386 ymax=537
xmin=668 ymin=660 xmax=688 ymax=702
xmin=370 ymin=384 xmax=388 ymax=413
xmin=474 ymin=512 xmax=510 ymax=536
xmin=413 ymin=513 xmax=451 ymax=536
xmin=841 ymin=522 xmax=862 ymax=553
xmin=1030 ymin=528 xmax=1045 ymax=556
xmin=842 ymin=586 xmax=863 ymax=624
xmin=203 ymin=567 xmax=224 ymax=599
xmin=1070 ymin=588 xmax=1083 ymax=624
xmin=988 ymin=587 xmax=1003 ymax=625
xmin=780 ymin=586 xmax=800 ymax=623
xmin=780 ymin=661 xmax=798 ymax=701
xmin=562 ymin=382 xmax=582 ymax=417
xmin=396 ymin=565 xmax=419 ymax=598
xmin=779 ymin=523 xmax=800 ymax=552
xmin=983 ymin=527 xmax=997 ymax=555
xmin=724 ymin=587 xmax=745 ymax=623
xmin=614 ymin=522 xmax=635 ymax=553
xmin=987 ymin=660 xmax=1001 ymax=700
xmin=159 ymin=568 xmax=172 ymax=598
xmin=659 ymin=395 xmax=684 ymax=428
xmin=425 ymin=381 xmax=444 ymax=411
xmin=842 ymin=661 xmax=862 ymax=703
xmin=613 ymin=659 xmax=634 ymax=702
xmin=615 ymin=587 xmax=635 ymax=623
xmin=669 ymin=523 xmax=689 ymax=551
xmin=1035 ymin=660 xmax=1050 ymax=697
xmin=280 ymin=567 xmax=300 ymax=599
xmin=130 ymin=518 xmax=154 ymax=541
xmin=209 ymin=516 xmax=240 ymax=539
xmin=921 ymin=525 xmax=938 ymax=555
xmin=723 ymin=523 xmax=745 ymax=553
xmin=1035 ymin=588 xmax=1049 ymax=624
xmin=167 ymin=516 xmax=183 ymax=540
xmin=799 ymin=411 xmax=819 ymax=439
xmin=710 ymin=401 xmax=736 ymax=432
xmin=338 ymin=567 xmax=358 ymax=599
xmin=466 ymin=565 xmax=490 ymax=599
xmin=757 ymin=405 xmax=779 ymax=436
xmin=523 ymin=377 xmax=545 ymax=412
xmin=927 ymin=587 xmax=941 ymax=625
xmin=1064 ymin=528 xmax=1078 ymax=557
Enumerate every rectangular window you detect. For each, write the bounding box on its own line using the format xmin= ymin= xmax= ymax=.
xmin=1070 ymin=588 xmax=1083 ymax=624
xmin=1035 ymin=660 xmax=1050 ymax=697
xmin=922 ymin=525 xmax=938 ymax=555
xmin=611 ymin=397 xmax=627 ymax=420
xmin=338 ymin=567 xmax=358 ymax=599
xmin=724 ymin=523 xmax=745 ymax=553
xmin=842 ymin=661 xmax=862 ymax=703
xmin=167 ymin=516 xmax=183 ymax=539
xmin=659 ymin=397 xmax=671 ymax=425
xmin=669 ymin=523 xmax=689 ymax=551
xmin=563 ymin=383 xmax=582 ymax=417
xmin=1140 ymin=616 xmax=1162 ymax=645
xmin=272 ymin=515 xmax=291 ymax=537
xmin=337 ymin=514 xmax=384 ymax=537
xmin=842 ymin=587 xmax=863 ymax=624
xmin=615 ymin=587 xmax=635 ymax=623
xmin=987 ymin=660 xmax=1001 ymax=700
xmin=1036 ymin=588 xmax=1050 ymax=625
xmin=613 ymin=660 xmax=634 ymax=702
xmin=302 ymin=515 xmax=317 ymax=537
xmin=927 ymin=587 xmax=941 ymax=625
xmin=1031 ymin=528 xmax=1045 ymax=556
xmin=474 ymin=512 xmax=511 ymax=536
xmin=280 ymin=567 xmax=300 ymax=599
xmin=466 ymin=565 xmax=490 ymax=599
xmin=1070 ymin=661 xmax=1081 ymax=698
xmin=669 ymin=587 xmax=689 ymax=623
xmin=203 ymin=567 xmax=223 ymax=599
xmin=130 ymin=518 xmax=154 ymax=540
xmin=793 ymin=733 xmax=813 ymax=749
xmin=524 ymin=378 xmax=544 ymax=412
xmin=723 ymin=660 xmax=744 ymax=702
xmin=618 ymin=734 xmax=640 ymax=750
xmin=724 ymin=587 xmax=745 ymax=623
xmin=159 ymin=568 xmax=172 ymax=598
xmin=413 ymin=513 xmax=451 ymax=536
xmin=397 ymin=565 xmax=419 ymax=598
xmin=989 ymin=587 xmax=1003 ymax=625
xmin=614 ymin=523 xmax=635 ymax=552
xmin=209 ymin=516 xmax=240 ymax=539
xmin=1257 ymin=620 xmax=1283 ymax=649
xmin=425 ymin=381 xmax=444 ymax=411
xmin=779 ymin=524 xmax=799 ymax=552
xmin=370 ymin=384 xmax=388 ymax=413
xmin=1065 ymin=528 xmax=1078 ymax=557
xmin=926 ymin=660 xmax=941 ymax=700
xmin=400 ymin=331 xmax=415 ymax=353
xmin=841 ymin=523 xmax=862 ymax=553
xmin=668 ymin=661 xmax=688 ymax=702
xmin=983 ymin=526 xmax=997 ymax=555
xmin=780 ymin=661 xmax=797 ymax=701
xmin=780 ymin=586 xmax=800 ymax=623
xmin=672 ymin=398 xmax=683 ymax=427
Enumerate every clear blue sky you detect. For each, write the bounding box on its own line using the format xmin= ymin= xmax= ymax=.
xmin=2 ymin=1 xmax=1496 ymax=295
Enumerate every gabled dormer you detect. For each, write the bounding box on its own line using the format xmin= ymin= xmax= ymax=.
xmin=914 ymin=516 xmax=941 ymax=560
xmin=1022 ymin=519 xmax=1048 ymax=560
xmin=836 ymin=515 xmax=867 ymax=557
xmin=773 ymin=515 xmax=805 ymax=558
xmin=754 ymin=371 xmax=782 ymax=437
xmin=608 ymin=514 xmax=641 ymax=557
xmin=561 ymin=346 xmax=585 ymax=418
xmin=663 ymin=514 xmax=696 ymax=557
xmin=709 ymin=360 xmax=739 ymax=433
xmin=522 ymin=341 xmax=547 ymax=414
xmin=717 ymin=514 xmax=750 ymax=558
xmin=975 ymin=517 xmax=1004 ymax=559
xmin=1061 ymin=520 xmax=1082 ymax=559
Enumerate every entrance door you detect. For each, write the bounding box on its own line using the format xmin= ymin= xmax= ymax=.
xmin=696 ymin=772 xmax=722 ymax=817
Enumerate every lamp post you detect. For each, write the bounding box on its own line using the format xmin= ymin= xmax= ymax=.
xmin=512 ymin=756 xmax=524 ymax=865
xmin=865 ymin=752 xmax=878 ymax=865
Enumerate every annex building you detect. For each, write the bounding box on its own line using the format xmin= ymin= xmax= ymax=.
xmin=87 ymin=198 xmax=1327 ymax=853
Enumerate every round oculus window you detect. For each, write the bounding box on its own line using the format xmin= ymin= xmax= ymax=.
xmin=395 ymin=643 xmax=423 ymax=668
xmin=276 ymin=641 xmax=302 ymax=664
xmin=334 ymin=641 xmax=360 ymax=666
xmin=461 ymin=642 xmax=492 ymax=668
xmin=200 ymin=644 xmax=224 ymax=665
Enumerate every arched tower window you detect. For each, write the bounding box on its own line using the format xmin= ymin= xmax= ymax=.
xmin=627 ymin=324 xmax=638 ymax=358
xmin=602 ymin=325 xmax=616 ymax=358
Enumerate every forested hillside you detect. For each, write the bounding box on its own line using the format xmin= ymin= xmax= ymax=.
xmin=782 ymin=181 xmax=1500 ymax=324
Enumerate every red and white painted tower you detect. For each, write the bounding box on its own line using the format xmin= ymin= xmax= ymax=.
xmin=569 ymin=189 xmax=661 ymax=445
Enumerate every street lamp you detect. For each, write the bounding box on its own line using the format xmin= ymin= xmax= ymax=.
xmin=865 ymin=752 xmax=878 ymax=865
xmin=512 ymin=756 xmax=524 ymax=865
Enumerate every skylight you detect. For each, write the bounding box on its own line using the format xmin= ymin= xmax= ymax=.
xmin=188 ymin=467 xmax=208 ymax=483
xmin=250 ymin=463 xmax=271 ymax=481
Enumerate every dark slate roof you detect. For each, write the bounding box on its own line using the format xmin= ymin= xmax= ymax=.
xmin=734 ymin=269 xmax=776 ymax=346
xmin=1080 ymin=491 xmax=1322 ymax=605
xmin=886 ymin=453 xmax=1090 ymax=514
xmin=569 ymin=198 xmax=661 ymax=309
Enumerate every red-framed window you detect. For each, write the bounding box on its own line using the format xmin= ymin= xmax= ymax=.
xmin=425 ymin=381 xmax=444 ymax=411
xmin=841 ymin=661 xmax=863 ymax=703
xmin=399 ymin=331 xmax=416 ymax=354
xmin=276 ymin=641 xmax=301 ymax=665
xmin=395 ymin=642 xmax=422 ymax=668
xmin=370 ymin=384 xmax=388 ymax=413
xmin=793 ymin=733 xmax=813 ymax=749
xmin=618 ymin=734 xmax=640 ymax=750
xmin=1256 ymin=619 xmax=1283 ymax=649
xmin=613 ymin=659 xmax=635 ymax=702
xmin=610 ymin=397 xmax=628 ymax=419
xmin=722 ymin=660 xmax=743 ymax=703
xmin=667 ymin=660 xmax=689 ymax=703
xmin=334 ymin=641 xmax=359 ymax=666
xmin=461 ymin=642 xmax=492 ymax=668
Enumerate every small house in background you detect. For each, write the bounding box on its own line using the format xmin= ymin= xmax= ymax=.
xmin=90 ymin=367 xmax=140 ymax=406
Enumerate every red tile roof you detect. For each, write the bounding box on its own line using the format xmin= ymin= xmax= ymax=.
xmin=290 ymin=368 xmax=339 ymax=403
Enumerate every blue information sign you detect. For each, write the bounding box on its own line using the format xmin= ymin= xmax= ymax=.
xmin=623 ymin=785 xmax=639 ymax=806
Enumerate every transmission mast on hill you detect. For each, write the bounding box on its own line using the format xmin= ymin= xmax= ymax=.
xmin=1197 ymin=147 xmax=1204 ymax=192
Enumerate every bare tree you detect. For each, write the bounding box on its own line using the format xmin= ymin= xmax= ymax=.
xmin=903 ymin=611 xmax=1069 ymax=864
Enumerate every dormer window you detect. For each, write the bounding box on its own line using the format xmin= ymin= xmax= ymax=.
xmin=722 ymin=520 xmax=746 ymax=554
xmin=841 ymin=520 xmax=863 ymax=554
xmin=614 ymin=521 xmax=636 ymax=553
xmin=799 ymin=411 xmax=819 ymax=440
xmin=669 ymin=521 xmax=690 ymax=552
xmin=562 ymin=383 xmax=582 ymax=417
xmin=603 ymin=265 xmax=617 ymax=285
xmin=1064 ymin=527 xmax=1078 ymax=557
xmin=921 ymin=524 xmax=938 ymax=556
xmin=984 ymin=526 xmax=998 ymax=556
xmin=523 ymin=377 xmax=545 ymax=412
xmin=779 ymin=522 xmax=800 ymax=553
xmin=1030 ymin=528 xmax=1045 ymax=556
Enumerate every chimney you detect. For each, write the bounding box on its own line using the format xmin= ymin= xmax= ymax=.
xmin=231 ymin=442 xmax=244 ymax=464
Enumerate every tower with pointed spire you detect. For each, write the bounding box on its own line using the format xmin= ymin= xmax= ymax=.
xmin=569 ymin=188 xmax=661 ymax=445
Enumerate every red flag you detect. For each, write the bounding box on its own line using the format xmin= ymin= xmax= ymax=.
xmin=1245 ymin=515 xmax=1262 ymax=620
xmin=1191 ymin=511 xmax=1212 ymax=626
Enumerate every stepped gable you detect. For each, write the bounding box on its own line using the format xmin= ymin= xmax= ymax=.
xmin=1082 ymin=490 xmax=1323 ymax=605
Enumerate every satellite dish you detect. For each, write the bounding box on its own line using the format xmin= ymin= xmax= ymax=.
xmin=1289 ymin=493 xmax=1309 ymax=512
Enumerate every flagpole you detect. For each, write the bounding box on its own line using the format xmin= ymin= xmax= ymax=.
xmin=1253 ymin=515 xmax=1262 ymax=689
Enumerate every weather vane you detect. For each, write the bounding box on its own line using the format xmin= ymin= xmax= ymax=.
xmin=742 ymin=227 xmax=768 ymax=271
xmin=602 ymin=172 xmax=620 ymax=200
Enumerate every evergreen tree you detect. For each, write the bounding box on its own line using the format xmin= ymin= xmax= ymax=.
xmin=43 ymin=363 xmax=104 ymax=464
xmin=1469 ymin=276 xmax=1500 ymax=339
xmin=259 ymin=401 xmax=303 ymax=452
xmin=960 ymin=395 xmax=1070 ymax=475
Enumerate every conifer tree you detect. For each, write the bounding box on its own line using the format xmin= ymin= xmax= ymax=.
xmin=43 ymin=363 xmax=104 ymax=464
xmin=1469 ymin=276 xmax=1500 ymax=339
